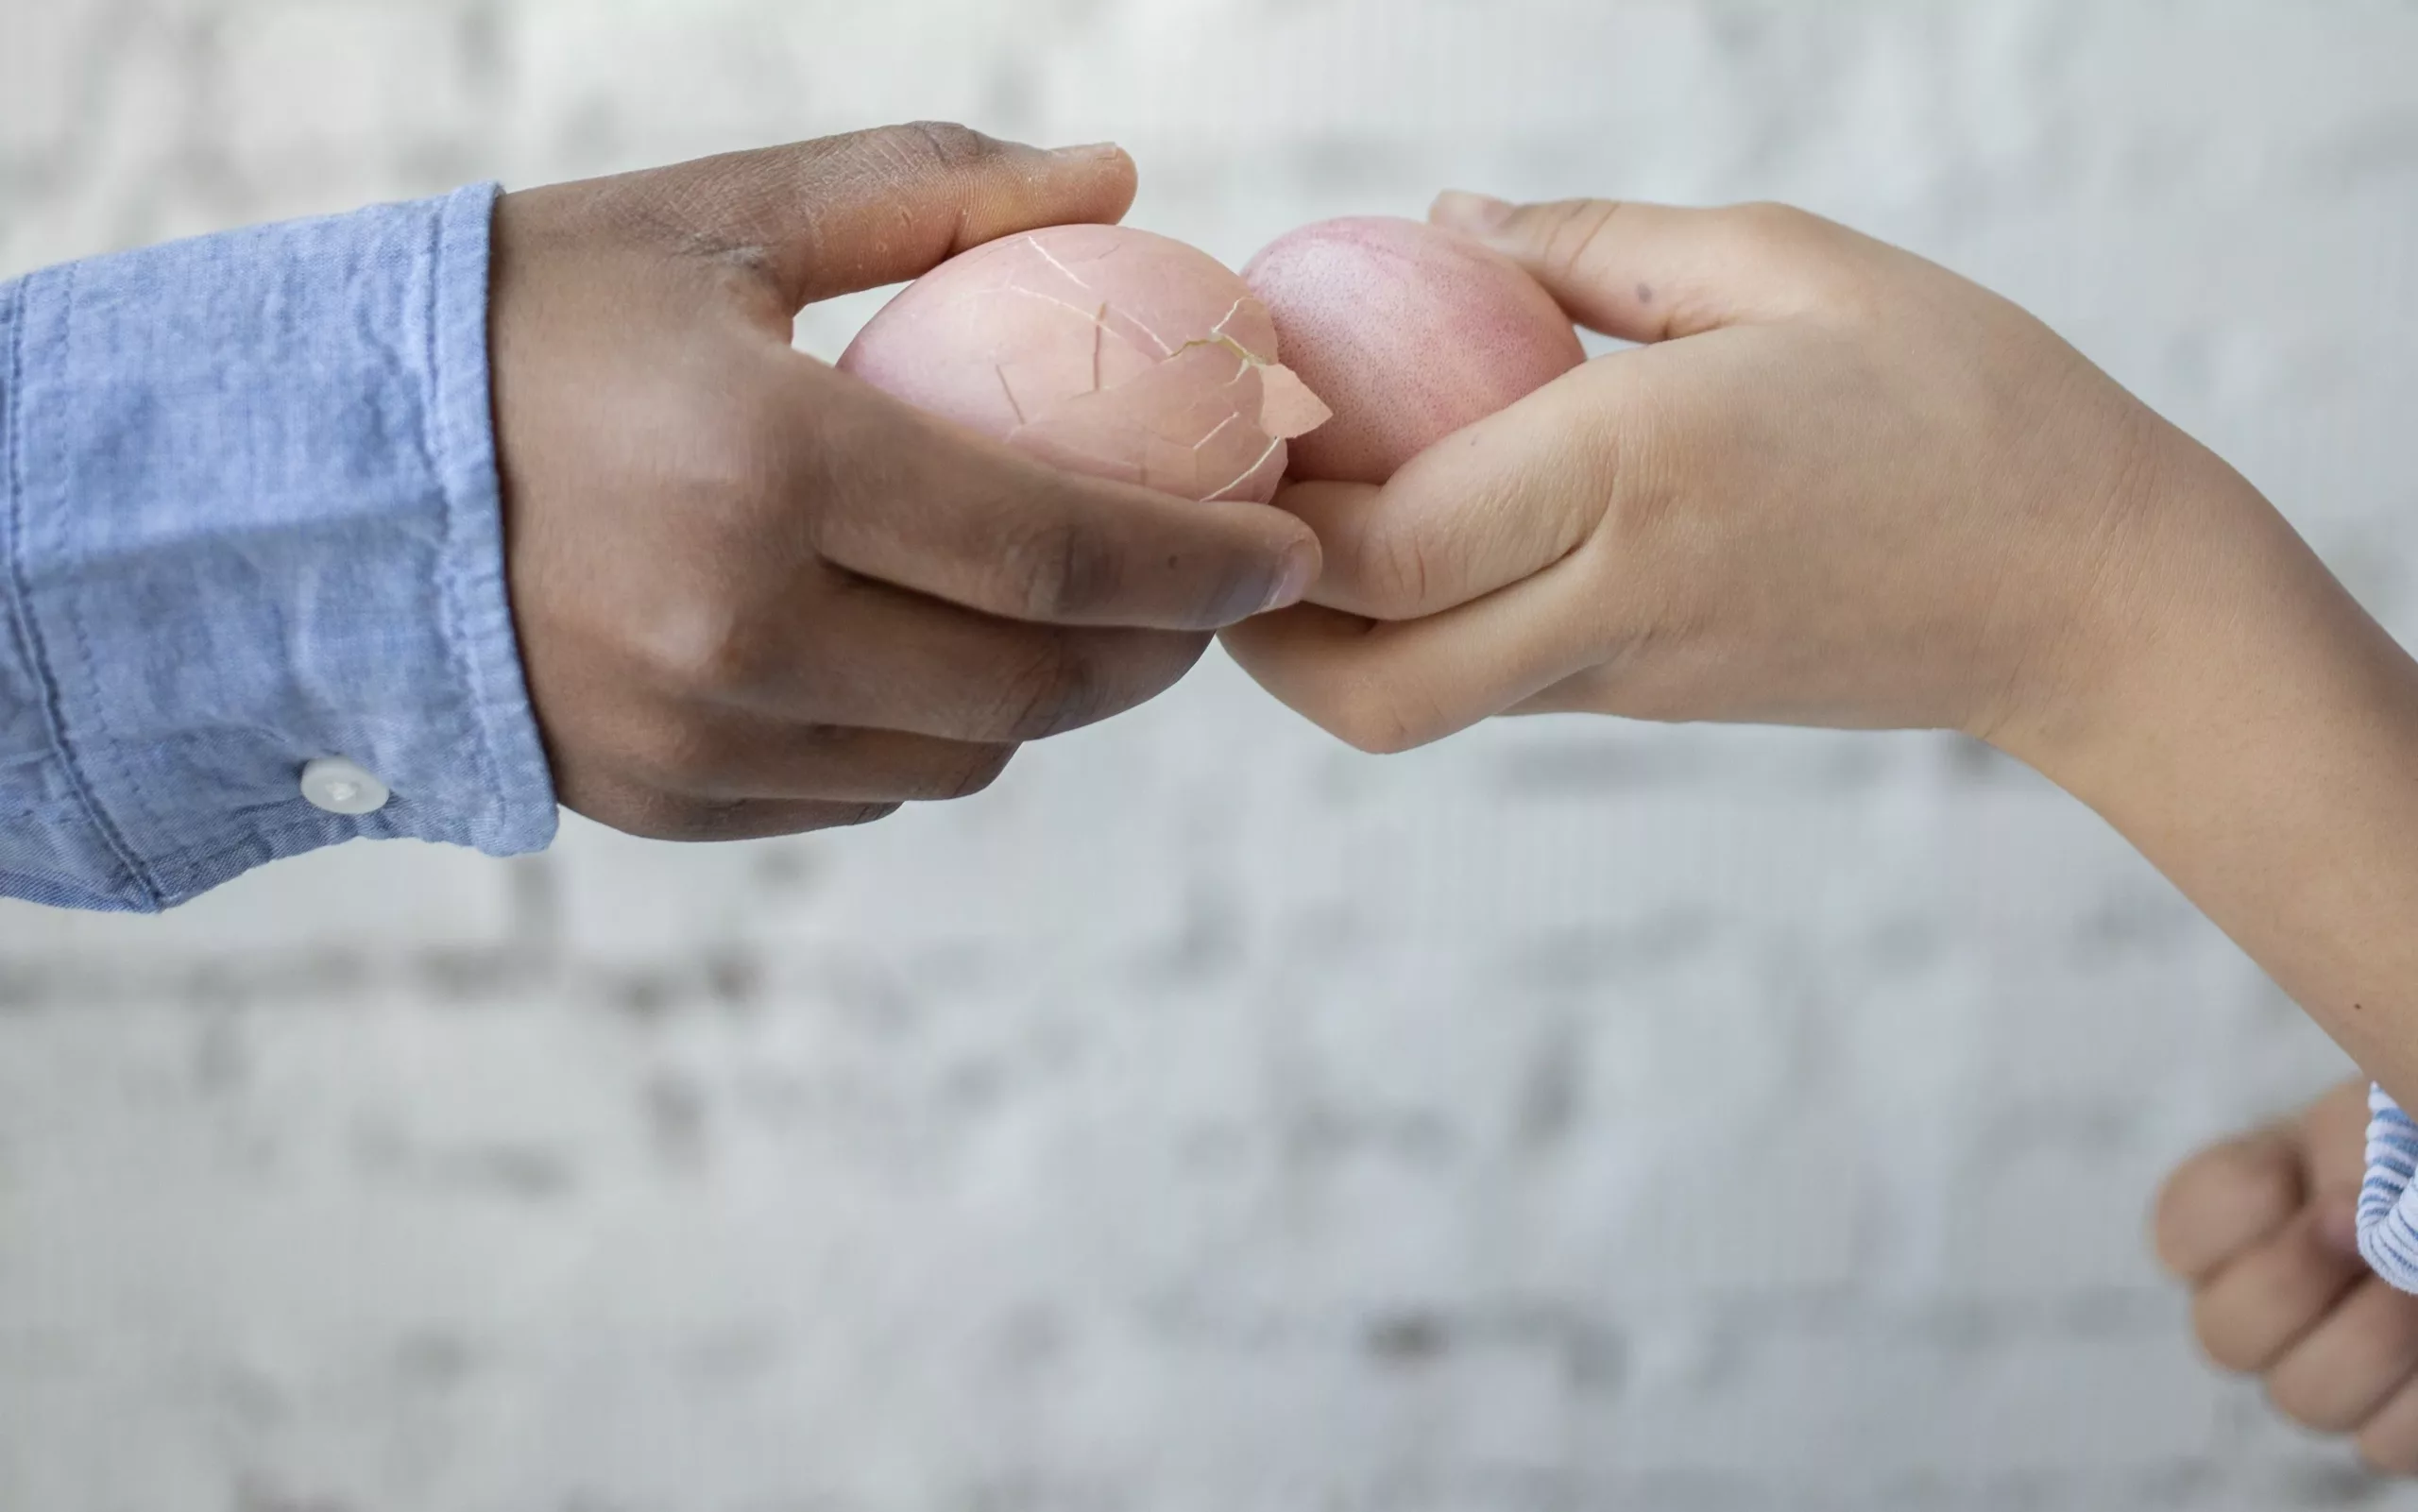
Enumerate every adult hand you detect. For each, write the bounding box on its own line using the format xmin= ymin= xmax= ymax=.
xmin=492 ymin=123 xmax=1320 ymax=840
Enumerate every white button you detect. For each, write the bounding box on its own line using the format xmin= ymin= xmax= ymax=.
xmin=299 ymin=756 xmax=390 ymax=815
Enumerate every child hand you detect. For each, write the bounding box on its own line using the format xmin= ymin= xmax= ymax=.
xmin=1225 ymin=192 xmax=2418 ymax=1175
xmin=2155 ymin=1079 xmax=2418 ymax=1472
xmin=1221 ymin=192 xmax=2270 ymax=768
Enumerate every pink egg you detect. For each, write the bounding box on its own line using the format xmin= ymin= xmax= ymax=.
xmin=837 ymin=224 xmax=1331 ymax=505
xmin=1241 ymin=216 xmax=1584 ymax=484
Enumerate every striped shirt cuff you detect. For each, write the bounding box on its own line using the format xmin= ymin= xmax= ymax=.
xmin=2359 ymin=1082 xmax=2418 ymax=1290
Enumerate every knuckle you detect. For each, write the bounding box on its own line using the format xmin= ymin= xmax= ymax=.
xmin=2266 ymin=1372 xmax=2353 ymax=1434
xmin=1004 ymin=519 xmax=1121 ymax=620
xmin=1363 ymin=519 xmax=1439 ymax=619
xmin=1538 ymin=197 xmax=1623 ymax=286
xmin=824 ymin=801 xmax=902 ymax=829
xmin=647 ymin=389 xmax=794 ymax=527
xmin=2209 ymin=1139 xmax=2301 ymax=1198
xmin=2190 ymin=1298 xmax=2270 ymax=1375
xmin=2358 ymin=1426 xmax=2418 ymax=1477
xmin=612 ymin=794 xmax=747 ymax=843
xmin=938 ymin=743 xmax=1016 ymax=800
xmin=1327 ymin=682 xmax=1422 ymax=756
xmin=992 ymin=642 xmax=1104 ymax=740
xmin=1720 ymin=201 xmax=1865 ymax=309
xmin=2197 ymin=1329 xmax=2263 ymax=1376
xmin=878 ymin=120 xmax=1002 ymax=174
xmin=638 ymin=600 xmax=765 ymax=698
xmin=2153 ymin=1147 xmax=2293 ymax=1273
xmin=628 ymin=797 xmax=898 ymax=841
xmin=621 ymin=715 xmax=739 ymax=790
xmin=1199 ymin=547 xmax=1281 ymax=628
xmin=1727 ymin=198 xmax=1818 ymax=246
xmin=1600 ymin=482 xmax=1679 ymax=591
xmin=2261 ymin=1376 xmax=2315 ymax=1425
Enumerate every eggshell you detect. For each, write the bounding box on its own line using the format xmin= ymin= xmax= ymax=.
xmin=837 ymin=225 xmax=1330 ymax=504
xmin=1241 ymin=216 xmax=1585 ymax=484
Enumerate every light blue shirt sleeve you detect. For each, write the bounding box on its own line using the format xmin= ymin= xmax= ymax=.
xmin=0 ymin=181 xmax=555 ymax=911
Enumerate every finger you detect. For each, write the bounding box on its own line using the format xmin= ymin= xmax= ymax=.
xmin=2265 ymin=1277 xmax=2418 ymax=1434
xmin=2298 ymin=1079 xmax=2374 ymax=1258
xmin=1427 ymin=193 xmax=1866 ymax=343
xmin=2154 ymin=1127 xmax=2308 ymax=1282
xmin=2358 ymin=1372 xmax=2418 ymax=1476
xmin=563 ymin=776 xmax=901 ymax=844
xmin=2302 ymin=1075 xmax=2377 ymax=1186
xmin=2190 ymin=1207 xmax=2369 ymax=1373
xmin=2314 ymin=1188 xmax=2364 ymax=1258
xmin=611 ymin=714 xmax=1016 ymax=806
xmin=1271 ymin=352 xmax=1638 ymax=620
xmin=1218 ymin=548 xmax=1608 ymax=754
xmin=800 ymin=371 xmax=1320 ymax=630
xmin=622 ymin=122 xmax=1138 ymax=312
xmin=685 ymin=568 xmax=1213 ymax=743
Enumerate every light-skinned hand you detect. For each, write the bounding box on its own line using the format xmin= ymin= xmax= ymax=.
xmin=1224 ymin=192 xmax=2213 ymax=756
xmin=2157 ymin=1079 xmax=2418 ymax=1474
xmin=1223 ymin=190 xmax=2418 ymax=1114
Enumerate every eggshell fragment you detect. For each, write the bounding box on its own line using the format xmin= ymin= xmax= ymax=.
xmin=1242 ymin=216 xmax=1585 ymax=484
xmin=837 ymin=225 xmax=1330 ymax=504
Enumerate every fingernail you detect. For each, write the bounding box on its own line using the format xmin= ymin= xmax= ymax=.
xmin=1262 ymin=542 xmax=1320 ymax=613
xmin=1432 ymin=190 xmax=1514 ymax=233
xmin=1050 ymin=141 xmax=1124 ymax=161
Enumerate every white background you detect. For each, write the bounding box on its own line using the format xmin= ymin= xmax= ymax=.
xmin=4 ymin=2 xmax=2414 ymax=1507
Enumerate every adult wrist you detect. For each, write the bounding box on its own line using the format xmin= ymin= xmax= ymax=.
xmin=0 ymin=183 xmax=556 ymax=911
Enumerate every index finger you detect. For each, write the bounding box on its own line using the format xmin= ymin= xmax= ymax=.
xmin=2154 ymin=1128 xmax=2308 ymax=1283
xmin=602 ymin=124 xmax=1140 ymax=314
xmin=801 ymin=365 xmax=1321 ymax=631
xmin=1279 ymin=347 xmax=1659 ymax=622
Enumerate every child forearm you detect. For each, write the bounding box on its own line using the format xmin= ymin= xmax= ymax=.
xmin=2021 ymin=446 xmax=2418 ymax=1106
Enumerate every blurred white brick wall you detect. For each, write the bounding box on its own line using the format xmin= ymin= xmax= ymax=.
xmin=3 ymin=1 xmax=2413 ymax=1507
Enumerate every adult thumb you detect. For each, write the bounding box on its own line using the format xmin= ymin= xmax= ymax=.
xmin=1428 ymin=191 xmax=1846 ymax=343
xmin=611 ymin=122 xmax=1137 ymax=312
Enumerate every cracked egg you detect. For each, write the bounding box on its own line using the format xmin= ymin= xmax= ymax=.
xmin=837 ymin=224 xmax=1330 ymax=504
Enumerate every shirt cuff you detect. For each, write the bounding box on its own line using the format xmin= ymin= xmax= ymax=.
xmin=2361 ymin=1083 xmax=2418 ymax=1291
xmin=0 ymin=182 xmax=556 ymax=910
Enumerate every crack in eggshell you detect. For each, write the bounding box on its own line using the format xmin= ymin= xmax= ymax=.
xmin=1009 ymin=342 xmax=1314 ymax=501
xmin=840 ymin=227 xmax=1330 ymax=504
xmin=986 ymin=239 xmax=1329 ymax=501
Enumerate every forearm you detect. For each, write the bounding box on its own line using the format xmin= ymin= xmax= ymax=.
xmin=2022 ymin=451 xmax=2418 ymax=1104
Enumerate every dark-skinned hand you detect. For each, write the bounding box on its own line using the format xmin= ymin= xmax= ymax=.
xmin=490 ymin=123 xmax=1320 ymax=840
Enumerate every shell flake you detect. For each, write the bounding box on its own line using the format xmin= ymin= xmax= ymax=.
xmin=838 ymin=225 xmax=1329 ymax=504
